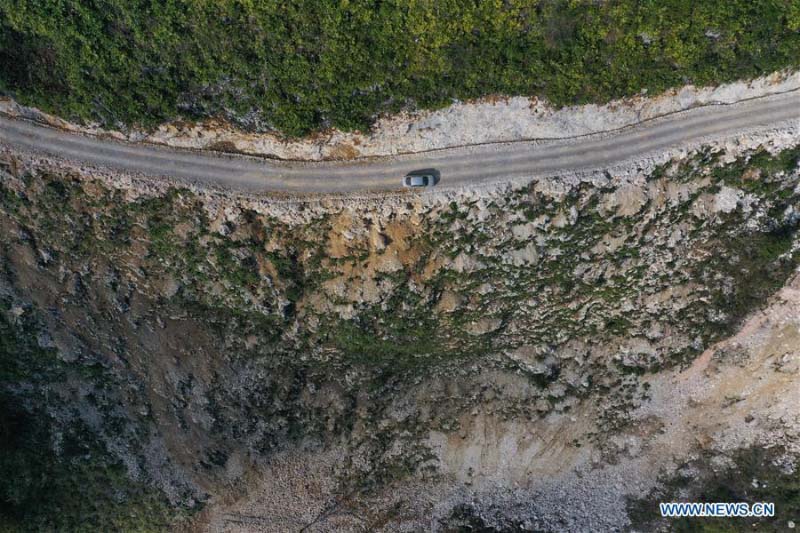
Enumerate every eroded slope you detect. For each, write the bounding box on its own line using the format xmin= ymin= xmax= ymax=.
xmin=1 ymin=143 xmax=799 ymax=530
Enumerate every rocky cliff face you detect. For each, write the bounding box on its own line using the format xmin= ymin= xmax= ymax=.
xmin=1 ymin=142 xmax=799 ymax=531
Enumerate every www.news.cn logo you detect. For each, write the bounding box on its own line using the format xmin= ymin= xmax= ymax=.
xmin=660 ymin=502 xmax=775 ymax=518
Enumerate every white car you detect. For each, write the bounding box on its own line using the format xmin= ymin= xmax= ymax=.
xmin=403 ymin=169 xmax=440 ymax=188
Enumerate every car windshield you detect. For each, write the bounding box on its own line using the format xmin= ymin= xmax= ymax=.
xmin=409 ymin=175 xmax=428 ymax=186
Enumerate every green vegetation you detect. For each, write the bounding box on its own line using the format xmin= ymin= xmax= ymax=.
xmin=699 ymin=146 xmax=800 ymax=338
xmin=2 ymin=0 xmax=800 ymax=136
xmin=628 ymin=447 xmax=800 ymax=532
xmin=325 ymin=290 xmax=489 ymax=374
xmin=703 ymin=225 xmax=798 ymax=333
xmin=0 ymin=302 xmax=181 ymax=532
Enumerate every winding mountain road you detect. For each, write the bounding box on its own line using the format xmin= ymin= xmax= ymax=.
xmin=2 ymin=90 xmax=800 ymax=193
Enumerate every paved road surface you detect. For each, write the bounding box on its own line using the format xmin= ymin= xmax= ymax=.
xmin=2 ymin=90 xmax=799 ymax=193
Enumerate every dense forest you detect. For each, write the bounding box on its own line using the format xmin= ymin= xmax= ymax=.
xmin=1 ymin=0 xmax=800 ymax=136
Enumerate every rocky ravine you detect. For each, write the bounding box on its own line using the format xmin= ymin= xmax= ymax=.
xmin=1 ymin=135 xmax=800 ymax=531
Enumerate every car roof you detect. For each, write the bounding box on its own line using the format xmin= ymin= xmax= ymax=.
xmin=406 ymin=170 xmax=434 ymax=177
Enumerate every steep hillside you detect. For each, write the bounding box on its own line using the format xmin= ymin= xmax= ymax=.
xmin=1 ymin=141 xmax=800 ymax=530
